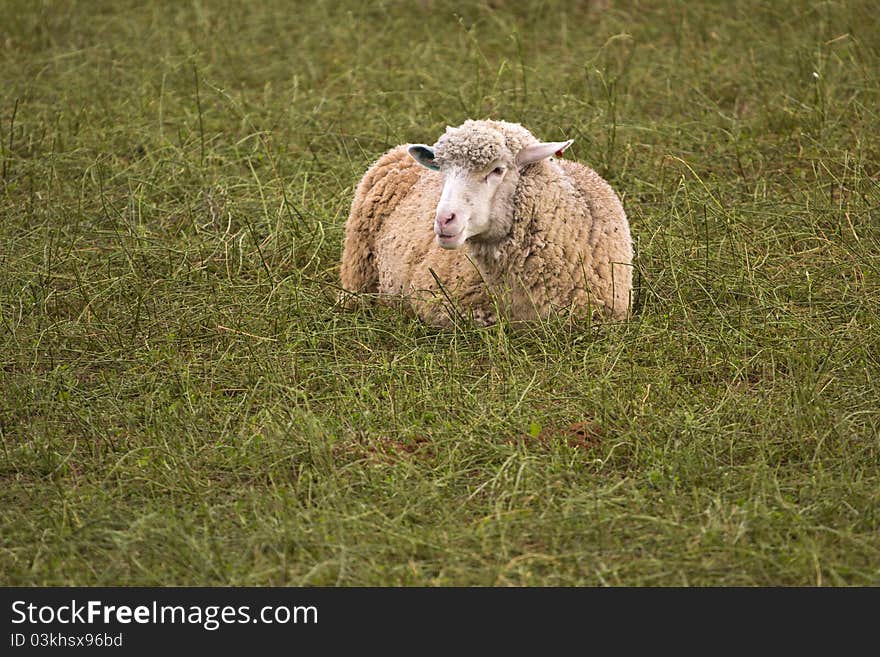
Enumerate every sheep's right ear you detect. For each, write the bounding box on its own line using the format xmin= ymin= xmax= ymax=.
xmin=408 ymin=144 xmax=440 ymax=171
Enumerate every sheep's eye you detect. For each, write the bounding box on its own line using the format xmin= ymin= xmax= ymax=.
xmin=485 ymin=167 xmax=505 ymax=182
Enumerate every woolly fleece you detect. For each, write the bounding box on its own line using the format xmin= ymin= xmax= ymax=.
xmin=339 ymin=120 xmax=633 ymax=326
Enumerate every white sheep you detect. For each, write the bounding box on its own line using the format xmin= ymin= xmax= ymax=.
xmin=339 ymin=119 xmax=633 ymax=326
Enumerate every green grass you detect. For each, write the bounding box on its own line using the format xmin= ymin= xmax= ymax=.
xmin=1 ymin=0 xmax=878 ymax=585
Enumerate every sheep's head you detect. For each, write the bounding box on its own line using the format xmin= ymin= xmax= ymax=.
xmin=408 ymin=120 xmax=573 ymax=250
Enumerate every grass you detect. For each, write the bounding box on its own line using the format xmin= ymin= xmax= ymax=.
xmin=1 ymin=0 xmax=878 ymax=586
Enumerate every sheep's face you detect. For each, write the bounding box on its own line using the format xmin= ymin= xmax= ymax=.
xmin=431 ymin=161 xmax=513 ymax=250
xmin=408 ymin=135 xmax=573 ymax=251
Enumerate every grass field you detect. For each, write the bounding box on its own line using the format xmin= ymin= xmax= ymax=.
xmin=1 ymin=0 xmax=878 ymax=586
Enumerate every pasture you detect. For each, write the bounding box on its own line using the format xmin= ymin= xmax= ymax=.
xmin=1 ymin=0 xmax=878 ymax=585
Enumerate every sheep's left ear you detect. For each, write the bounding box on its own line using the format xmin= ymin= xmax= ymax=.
xmin=408 ymin=144 xmax=440 ymax=171
xmin=515 ymin=139 xmax=574 ymax=168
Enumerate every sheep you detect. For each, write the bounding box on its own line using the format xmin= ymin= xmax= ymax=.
xmin=339 ymin=119 xmax=633 ymax=327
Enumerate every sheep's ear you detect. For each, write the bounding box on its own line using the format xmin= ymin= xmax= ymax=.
xmin=515 ymin=139 xmax=574 ymax=167
xmin=408 ymin=144 xmax=440 ymax=171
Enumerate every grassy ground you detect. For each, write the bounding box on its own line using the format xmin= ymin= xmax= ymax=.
xmin=1 ymin=0 xmax=878 ymax=586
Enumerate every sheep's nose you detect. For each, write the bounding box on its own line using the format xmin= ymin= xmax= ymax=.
xmin=437 ymin=212 xmax=456 ymax=227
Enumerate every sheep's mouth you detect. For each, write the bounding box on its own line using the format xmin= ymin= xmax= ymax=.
xmin=435 ymin=230 xmax=465 ymax=249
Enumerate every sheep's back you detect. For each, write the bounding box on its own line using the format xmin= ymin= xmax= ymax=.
xmin=341 ymin=146 xmax=427 ymax=295
xmin=497 ymin=159 xmax=632 ymax=320
xmin=556 ymin=160 xmax=633 ymax=318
